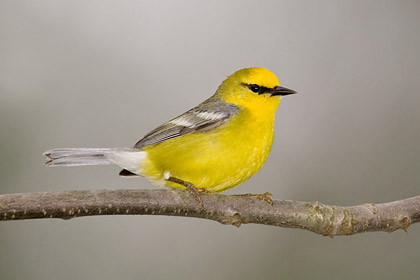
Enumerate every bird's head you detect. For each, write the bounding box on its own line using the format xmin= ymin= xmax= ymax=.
xmin=215 ymin=67 xmax=296 ymax=112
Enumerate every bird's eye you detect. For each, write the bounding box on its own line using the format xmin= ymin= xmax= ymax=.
xmin=249 ymin=84 xmax=260 ymax=93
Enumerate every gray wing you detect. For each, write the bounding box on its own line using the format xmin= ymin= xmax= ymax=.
xmin=134 ymin=98 xmax=239 ymax=149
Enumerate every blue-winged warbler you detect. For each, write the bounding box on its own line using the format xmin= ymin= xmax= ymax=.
xmin=45 ymin=67 xmax=296 ymax=203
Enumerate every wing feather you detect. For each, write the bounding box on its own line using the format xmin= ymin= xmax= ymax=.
xmin=134 ymin=98 xmax=238 ymax=149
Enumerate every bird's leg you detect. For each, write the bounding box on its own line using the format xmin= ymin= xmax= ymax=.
xmin=167 ymin=176 xmax=203 ymax=206
xmin=233 ymin=192 xmax=273 ymax=205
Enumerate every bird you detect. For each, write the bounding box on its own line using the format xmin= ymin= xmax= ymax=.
xmin=44 ymin=67 xmax=296 ymax=205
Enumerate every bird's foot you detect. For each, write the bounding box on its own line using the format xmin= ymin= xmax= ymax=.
xmin=234 ymin=192 xmax=273 ymax=205
xmin=197 ymin=187 xmax=211 ymax=194
xmin=167 ymin=176 xmax=203 ymax=207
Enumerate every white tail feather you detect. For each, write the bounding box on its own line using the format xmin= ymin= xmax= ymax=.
xmin=44 ymin=148 xmax=145 ymax=174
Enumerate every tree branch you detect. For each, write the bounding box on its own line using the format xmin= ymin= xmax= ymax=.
xmin=0 ymin=189 xmax=419 ymax=237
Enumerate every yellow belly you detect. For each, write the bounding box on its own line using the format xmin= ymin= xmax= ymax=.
xmin=139 ymin=108 xmax=276 ymax=192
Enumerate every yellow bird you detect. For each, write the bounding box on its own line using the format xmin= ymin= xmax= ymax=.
xmin=45 ymin=67 xmax=296 ymax=203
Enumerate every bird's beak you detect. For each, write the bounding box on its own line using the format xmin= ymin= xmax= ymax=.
xmin=270 ymin=86 xmax=297 ymax=96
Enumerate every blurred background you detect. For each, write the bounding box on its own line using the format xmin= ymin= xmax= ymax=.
xmin=1 ymin=0 xmax=419 ymax=279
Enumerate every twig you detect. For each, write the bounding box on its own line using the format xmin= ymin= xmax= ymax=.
xmin=0 ymin=189 xmax=419 ymax=237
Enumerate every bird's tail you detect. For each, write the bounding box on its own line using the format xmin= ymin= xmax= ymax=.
xmin=44 ymin=148 xmax=145 ymax=175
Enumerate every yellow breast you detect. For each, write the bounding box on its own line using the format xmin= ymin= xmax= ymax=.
xmin=139 ymin=95 xmax=281 ymax=192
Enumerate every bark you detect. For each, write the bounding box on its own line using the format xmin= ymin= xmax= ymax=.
xmin=0 ymin=189 xmax=419 ymax=237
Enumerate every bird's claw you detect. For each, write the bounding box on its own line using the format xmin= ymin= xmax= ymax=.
xmin=197 ymin=187 xmax=211 ymax=194
xmin=234 ymin=192 xmax=273 ymax=205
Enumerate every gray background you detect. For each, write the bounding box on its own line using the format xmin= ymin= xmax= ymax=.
xmin=1 ymin=1 xmax=420 ymax=279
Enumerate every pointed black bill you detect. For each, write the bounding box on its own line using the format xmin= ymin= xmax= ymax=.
xmin=270 ymin=86 xmax=297 ymax=96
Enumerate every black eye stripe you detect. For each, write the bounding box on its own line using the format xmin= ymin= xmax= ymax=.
xmin=245 ymin=83 xmax=270 ymax=94
xmin=258 ymin=86 xmax=269 ymax=94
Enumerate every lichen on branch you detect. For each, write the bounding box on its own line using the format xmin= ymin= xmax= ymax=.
xmin=0 ymin=189 xmax=419 ymax=237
